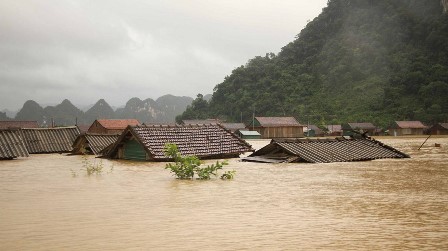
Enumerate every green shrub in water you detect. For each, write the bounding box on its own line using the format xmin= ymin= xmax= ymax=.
xmin=164 ymin=143 xmax=232 ymax=180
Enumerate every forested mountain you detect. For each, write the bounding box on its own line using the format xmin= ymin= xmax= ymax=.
xmin=9 ymin=95 xmax=194 ymax=126
xmin=178 ymin=0 xmax=448 ymax=127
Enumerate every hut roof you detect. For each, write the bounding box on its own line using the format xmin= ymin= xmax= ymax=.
xmin=72 ymin=133 xmax=120 ymax=155
xmin=18 ymin=126 xmax=80 ymax=153
xmin=244 ymin=137 xmax=409 ymax=163
xmin=108 ymin=124 xmax=254 ymax=161
xmin=0 ymin=120 xmax=39 ymax=129
xmin=439 ymin=123 xmax=448 ymax=129
xmin=255 ymin=117 xmax=302 ymax=127
xmin=0 ymin=129 xmax=29 ymax=159
xmin=393 ymin=121 xmax=426 ymax=129
xmin=94 ymin=119 xmax=140 ymax=130
xmin=344 ymin=122 xmax=377 ymax=130
xmin=220 ymin=123 xmax=246 ymax=131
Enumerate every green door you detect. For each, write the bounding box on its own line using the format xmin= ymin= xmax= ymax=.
xmin=124 ymin=140 xmax=147 ymax=161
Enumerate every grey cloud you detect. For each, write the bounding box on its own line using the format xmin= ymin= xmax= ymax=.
xmin=0 ymin=0 xmax=328 ymax=111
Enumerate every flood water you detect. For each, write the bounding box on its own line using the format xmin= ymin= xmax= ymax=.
xmin=0 ymin=137 xmax=447 ymax=250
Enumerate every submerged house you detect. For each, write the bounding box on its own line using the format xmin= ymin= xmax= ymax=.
xmin=18 ymin=126 xmax=80 ymax=154
xmin=243 ymin=137 xmax=409 ymax=163
xmin=0 ymin=129 xmax=29 ymax=160
xmin=88 ymin=119 xmax=140 ymax=134
xmin=342 ymin=122 xmax=377 ymax=136
xmin=248 ymin=117 xmax=304 ymax=138
xmin=429 ymin=123 xmax=448 ymax=135
xmin=389 ymin=121 xmax=426 ymax=136
xmin=72 ymin=133 xmax=120 ymax=155
xmin=107 ymin=124 xmax=254 ymax=161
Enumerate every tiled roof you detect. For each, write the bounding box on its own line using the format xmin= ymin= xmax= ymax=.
xmin=346 ymin=123 xmax=376 ymax=130
xmin=96 ymin=119 xmax=140 ymax=130
xmin=109 ymin=124 xmax=254 ymax=160
xmin=394 ymin=121 xmax=426 ymax=129
xmin=18 ymin=126 xmax=80 ymax=153
xmin=0 ymin=121 xmax=39 ymax=129
xmin=72 ymin=133 xmax=120 ymax=155
xmin=255 ymin=117 xmax=302 ymax=127
xmin=244 ymin=137 xmax=409 ymax=163
xmin=0 ymin=129 xmax=29 ymax=159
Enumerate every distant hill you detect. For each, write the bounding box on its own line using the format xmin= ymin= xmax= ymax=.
xmin=10 ymin=95 xmax=194 ymax=126
xmin=179 ymin=0 xmax=448 ymax=127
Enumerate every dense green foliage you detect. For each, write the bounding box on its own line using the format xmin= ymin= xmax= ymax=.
xmin=164 ymin=143 xmax=231 ymax=180
xmin=180 ymin=0 xmax=448 ymax=128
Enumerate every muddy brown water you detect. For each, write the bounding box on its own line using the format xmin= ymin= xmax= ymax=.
xmin=0 ymin=137 xmax=447 ymax=250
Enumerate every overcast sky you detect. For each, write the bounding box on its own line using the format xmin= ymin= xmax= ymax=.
xmin=0 ymin=0 xmax=328 ymax=111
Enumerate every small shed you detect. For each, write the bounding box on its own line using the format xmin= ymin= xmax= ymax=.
xmin=389 ymin=121 xmax=426 ymax=136
xmin=18 ymin=126 xmax=80 ymax=154
xmin=72 ymin=133 xmax=120 ymax=155
xmin=248 ymin=117 xmax=304 ymax=138
xmin=342 ymin=122 xmax=377 ymax=136
xmin=305 ymin=125 xmax=325 ymax=137
xmin=0 ymin=129 xmax=29 ymax=160
xmin=0 ymin=120 xmax=39 ymax=129
xmin=236 ymin=130 xmax=262 ymax=139
xmin=107 ymin=124 xmax=254 ymax=161
xmin=243 ymin=137 xmax=409 ymax=163
xmin=88 ymin=119 xmax=140 ymax=134
xmin=429 ymin=123 xmax=448 ymax=135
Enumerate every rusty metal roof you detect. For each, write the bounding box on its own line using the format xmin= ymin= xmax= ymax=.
xmin=244 ymin=137 xmax=409 ymax=163
xmin=72 ymin=133 xmax=120 ymax=155
xmin=94 ymin=119 xmax=140 ymax=130
xmin=0 ymin=129 xmax=29 ymax=159
xmin=108 ymin=124 xmax=254 ymax=160
xmin=393 ymin=121 xmax=426 ymax=129
xmin=255 ymin=117 xmax=302 ymax=127
xmin=0 ymin=121 xmax=39 ymax=129
xmin=18 ymin=126 xmax=80 ymax=153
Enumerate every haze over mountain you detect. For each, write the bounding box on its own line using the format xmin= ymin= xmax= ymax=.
xmin=178 ymin=0 xmax=448 ymax=127
xmin=7 ymin=95 xmax=194 ymax=126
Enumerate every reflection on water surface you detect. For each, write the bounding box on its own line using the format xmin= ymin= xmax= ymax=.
xmin=0 ymin=137 xmax=447 ymax=250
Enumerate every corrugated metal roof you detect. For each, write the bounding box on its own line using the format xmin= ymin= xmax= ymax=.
xmin=245 ymin=137 xmax=409 ymax=163
xmin=19 ymin=126 xmax=80 ymax=153
xmin=0 ymin=129 xmax=29 ymax=159
xmin=95 ymin=119 xmax=140 ymax=130
xmin=238 ymin=130 xmax=261 ymax=136
xmin=108 ymin=124 xmax=254 ymax=160
xmin=0 ymin=121 xmax=39 ymax=129
xmin=394 ymin=121 xmax=426 ymax=129
xmin=255 ymin=117 xmax=302 ymax=127
xmin=72 ymin=133 xmax=120 ymax=155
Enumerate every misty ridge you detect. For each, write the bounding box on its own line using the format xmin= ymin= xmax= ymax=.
xmin=0 ymin=94 xmax=211 ymax=126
